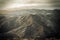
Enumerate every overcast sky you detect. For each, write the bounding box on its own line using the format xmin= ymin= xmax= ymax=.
xmin=0 ymin=0 xmax=60 ymax=10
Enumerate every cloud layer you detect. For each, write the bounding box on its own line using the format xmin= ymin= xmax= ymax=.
xmin=0 ymin=0 xmax=60 ymax=9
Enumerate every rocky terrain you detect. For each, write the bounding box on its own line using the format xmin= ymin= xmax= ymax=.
xmin=0 ymin=9 xmax=60 ymax=40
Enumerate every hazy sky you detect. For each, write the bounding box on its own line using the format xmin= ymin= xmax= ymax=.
xmin=0 ymin=0 xmax=60 ymax=10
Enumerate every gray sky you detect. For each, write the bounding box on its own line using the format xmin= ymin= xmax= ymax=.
xmin=0 ymin=0 xmax=60 ymax=10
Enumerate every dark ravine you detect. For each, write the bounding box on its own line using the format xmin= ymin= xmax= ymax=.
xmin=0 ymin=9 xmax=60 ymax=40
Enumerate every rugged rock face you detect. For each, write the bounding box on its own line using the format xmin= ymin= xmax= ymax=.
xmin=4 ymin=14 xmax=45 ymax=38
xmin=0 ymin=9 xmax=60 ymax=40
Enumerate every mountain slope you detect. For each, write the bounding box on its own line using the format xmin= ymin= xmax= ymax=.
xmin=0 ymin=9 xmax=60 ymax=40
